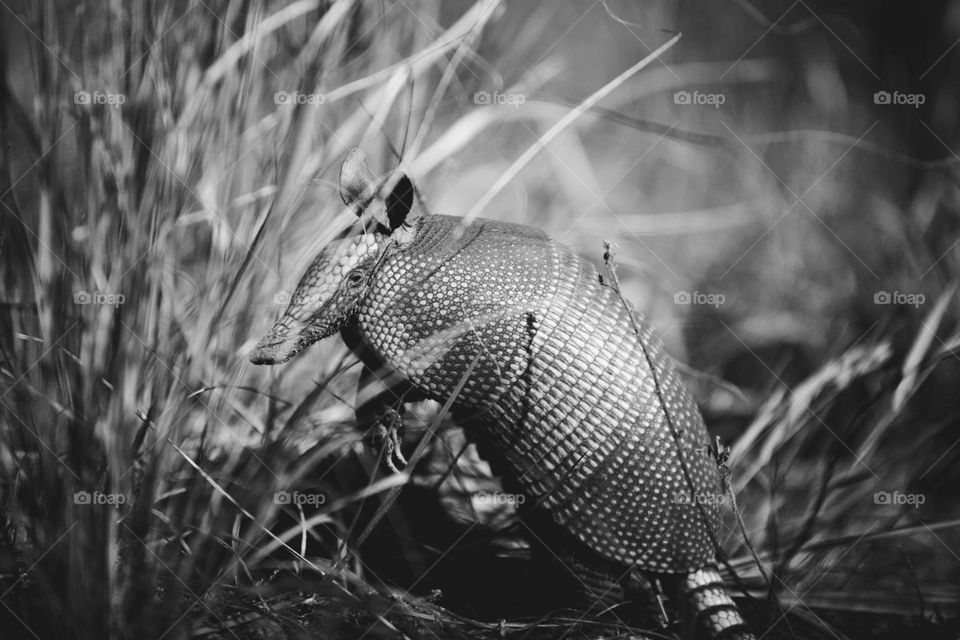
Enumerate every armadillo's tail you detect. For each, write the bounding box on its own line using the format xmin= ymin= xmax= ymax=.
xmin=683 ymin=565 xmax=755 ymax=640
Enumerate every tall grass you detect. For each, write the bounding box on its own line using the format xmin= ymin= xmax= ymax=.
xmin=1 ymin=1 xmax=958 ymax=638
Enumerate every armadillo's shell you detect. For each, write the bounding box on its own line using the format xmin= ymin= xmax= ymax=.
xmin=356 ymin=214 xmax=720 ymax=573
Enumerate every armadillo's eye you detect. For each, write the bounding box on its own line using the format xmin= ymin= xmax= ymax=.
xmin=347 ymin=270 xmax=365 ymax=287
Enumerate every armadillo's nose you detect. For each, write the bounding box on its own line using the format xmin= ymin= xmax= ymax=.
xmin=249 ymin=326 xmax=301 ymax=365
xmin=249 ymin=339 xmax=282 ymax=364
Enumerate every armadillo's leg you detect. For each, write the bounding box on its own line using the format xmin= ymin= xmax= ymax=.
xmin=372 ymin=409 xmax=406 ymax=473
xmin=355 ymin=364 xmax=425 ymax=473
xmin=678 ymin=565 xmax=755 ymax=640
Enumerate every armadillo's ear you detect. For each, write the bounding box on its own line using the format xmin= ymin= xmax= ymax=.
xmin=340 ymin=149 xmax=380 ymax=217
xmin=382 ymin=170 xmax=420 ymax=245
xmin=383 ymin=171 xmax=415 ymax=229
xmin=339 ymin=148 xmax=418 ymax=239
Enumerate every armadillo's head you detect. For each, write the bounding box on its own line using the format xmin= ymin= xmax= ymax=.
xmin=249 ymin=149 xmax=416 ymax=365
xmin=249 ymin=233 xmax=385 ymax=363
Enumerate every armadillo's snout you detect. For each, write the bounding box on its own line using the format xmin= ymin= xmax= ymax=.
xmin=249 ymin=324 xmax=302 ymax=365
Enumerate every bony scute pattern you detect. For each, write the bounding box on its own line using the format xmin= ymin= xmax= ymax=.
xmin=357 ymin=215 xmax=718 ymax=573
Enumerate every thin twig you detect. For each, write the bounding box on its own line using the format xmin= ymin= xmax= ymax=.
xmin=601 ymin=240 xmax=764 ymax=598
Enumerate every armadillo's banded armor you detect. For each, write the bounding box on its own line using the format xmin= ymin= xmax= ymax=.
xmin=356 ymin=214 xmax=721 ymax=573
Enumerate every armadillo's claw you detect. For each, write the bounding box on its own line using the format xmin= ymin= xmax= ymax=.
xmin=383 ymin=422 xmax=408 ymax=473
xmin=365 ymin=409 xmax=407 ymax=473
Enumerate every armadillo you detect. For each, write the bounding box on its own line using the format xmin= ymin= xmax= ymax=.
xmin=251 ymin=149 xmax=755 ymax=639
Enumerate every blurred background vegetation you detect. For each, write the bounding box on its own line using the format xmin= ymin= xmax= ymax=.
xmin=1 ymin=1 xmax=959 ymax=638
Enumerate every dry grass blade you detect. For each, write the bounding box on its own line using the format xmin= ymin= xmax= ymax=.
xmin=168 ymin=440 xmax=347 ymax=590
xmin=460 ymin=32 xmax=682 ymax=228
xmin=321 ymin=0 xmax=503 ymax=105
xmin=892 ymin=285 xmax=955 ymax=413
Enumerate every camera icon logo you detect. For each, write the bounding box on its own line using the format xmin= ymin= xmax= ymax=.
xmin=873 ymin=291 xmax=891 ymax=304
xmin=274 ymin=91 xmax=291 ymax=105
xmin=74 ymin=491 xmax=91 ymax=504
xmin=274 ymin=490 xmax=291 ymax=505
xmin=873 ymin=490 xmax=891 ymax=504
xmin=474 ymin=91 xmax=491 ymax=105
xmin=74 ymin=91 xmax=91 ymax=105
xmin=873 ymin=91 xmax=891 ymax=105
xmin=673 ymin=90 xmax=691 ymax=105
xmin=273 ymin=291 xmax=291 ymax=305
xmin=74 ymin=291 xmax=91 ymax=304
xmin=674 ymin=291 xmax=692 ymax=304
